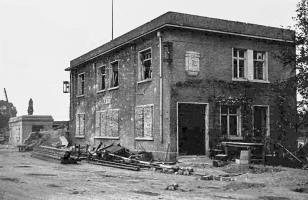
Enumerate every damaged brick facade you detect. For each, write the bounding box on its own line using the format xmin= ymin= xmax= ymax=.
xmin=66 ymin=12 xmax=296 ymax=160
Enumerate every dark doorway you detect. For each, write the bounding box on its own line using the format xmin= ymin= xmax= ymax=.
xmin=253 ymin=106 xmax=268 ymax=137
xmin=178 ymin=103 xmax=206 ymax=155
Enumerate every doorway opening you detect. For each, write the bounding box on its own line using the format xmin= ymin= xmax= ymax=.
xmin=178 ymin=103 xmax=206 ymax=155
xmin=253 ymin=106 xmax=269 ymax=138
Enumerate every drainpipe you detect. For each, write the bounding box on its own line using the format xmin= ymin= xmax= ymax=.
xmin=157 ymin=31 xmax=163 ymax=143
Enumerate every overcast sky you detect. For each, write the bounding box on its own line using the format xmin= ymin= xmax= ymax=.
xmin=0 ymin=0 xmax=298 ymax=120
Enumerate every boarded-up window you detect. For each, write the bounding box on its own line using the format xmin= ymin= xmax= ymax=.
xmin=135 ymin=105 xmax=153 ymax=138
xmin=95 ymin=109 xmax=119 ymax=137
xmin=76 ymin=113 xmax=85 ymax=137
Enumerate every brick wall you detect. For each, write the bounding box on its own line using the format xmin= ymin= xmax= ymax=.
xmin=69 ymin=28 xmax=296 ymax=160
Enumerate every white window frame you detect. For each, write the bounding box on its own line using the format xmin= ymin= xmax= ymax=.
xmin=220 ymin=105 xmax=242 ymax=138
xmin=77 ymin=73 xmax=85 ymax=97
xmin=97 ymin=65 xmax=106 ymax=93
xmin=231 ymin=48 xmax=269 ymax=83
xmin=252 ymin=105 xmax=270 ymax=137
xmin=109 ymin=60 xmax=119 ymax=90
xmin=253 ymin=51 xmax=268 ymax=82
xmin=138 ymin=47 xmax=152 ymax=83
xmin=75 ymin=113 xmax=85 ymax=138
xmin=232 ymin=48 xmax=247 ymax=80
xmin=135 ymin=104 xmax=154 ymax=141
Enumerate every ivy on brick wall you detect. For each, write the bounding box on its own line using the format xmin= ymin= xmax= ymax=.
xmin=172 ymin=78 xmax=297 ymax=144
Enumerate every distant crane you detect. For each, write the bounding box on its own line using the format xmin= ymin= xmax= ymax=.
xmin=3 ymin=88 xmax=12 ymax=117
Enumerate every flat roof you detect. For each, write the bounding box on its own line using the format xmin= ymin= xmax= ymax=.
xmin=67 ymin=11 xmax=295 ymax=71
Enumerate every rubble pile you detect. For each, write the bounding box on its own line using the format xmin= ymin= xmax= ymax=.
xmin=23 ymin=129 xmax=69 ymax=151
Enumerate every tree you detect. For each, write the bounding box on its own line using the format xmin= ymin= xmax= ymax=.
xmin=0 ymin=100 xmax=17 ymax=129
xmin=27 ymin=98 xmax=33 ymax=115
xmin=295 ymin=0 xmax=308 ymax=112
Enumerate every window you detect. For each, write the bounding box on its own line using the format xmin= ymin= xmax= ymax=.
xmin=221 ymin=105 xmax=241 ymax=137
xmin=138 ymin=49 xmax=152 ymax=81
xmin=135 ymin=105 xmax=153 ymax=139
xmin=232 ymin=49 xmax=268 ymax=82
xmin=95 ymin=109 xmax=119 ymax=138
xmin=77 ymin=73 xmax=85 ymax=96
xmin=233 ymin=49 xmax=246 ymax=79
xmin=253 ymin=51 xmax=266 ymax=80
xmin=110 ymin=61 xmax=119 ymax=88
xmin=97 ymin=65 xmax=106 ymax=91
xmin=76 ymin=113 xmax=85 ymax=137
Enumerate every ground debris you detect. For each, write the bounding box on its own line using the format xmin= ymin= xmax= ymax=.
xmin=200 ymin=174 xmax=236 ymax=181
xmin=165 ymin=183 xmax=179 ymax=191
xmin=0 ymin=177 xmax=19 ymax=183
xmin=223 ymin=182 xmax=266 ymax=191
xmin=258 ymin=196 xmax=290 ymax=200
xmin=132 ymin=190 xmax=160 ymax=196
xmin=222 ymin=164 xmax=283 ymax=174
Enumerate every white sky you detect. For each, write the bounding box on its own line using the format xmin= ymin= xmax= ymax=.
xmin=0 ymin=0 xmax=298 ymax=120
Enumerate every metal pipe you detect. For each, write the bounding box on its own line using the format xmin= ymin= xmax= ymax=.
xmin=157 ymin=31 xmax=163 ymax=143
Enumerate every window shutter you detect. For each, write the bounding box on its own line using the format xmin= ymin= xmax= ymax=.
xmin=76 ymin=114 xmax=80 ymax=136
xmin=144 ymin=106 xmax=153 ymax=138
xmin=247 ymin=50 xmax=254 ymax=80
xmin=80 ymin=114 xmax=85 ymax=136
xmin=135 ymin=107 xmax=144 ymax=137
xmin=109 ymin=109 xmax=119 ymax=137
xmin=77 ymin=77 xmax=81 ymax=95
xmin=106 ymin=110 xmax=112 ymax=137
xmin=95 ymin=111 xmax=101 ymax=136
xmin=101 ymin=110 xmax=107 ymax=136
xmin=265 ymin=52 xmax=268 ymax=81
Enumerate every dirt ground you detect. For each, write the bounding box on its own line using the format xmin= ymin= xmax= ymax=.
xmin=0 ymin=145 xmax=308 ymax=200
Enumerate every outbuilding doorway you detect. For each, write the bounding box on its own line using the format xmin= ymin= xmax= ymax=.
xmin=177 ymin=103 xmax=207 ymax=155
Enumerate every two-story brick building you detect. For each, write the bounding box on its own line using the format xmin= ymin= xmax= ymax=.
xmin=65 ymin=12 xmax=296 ymax=160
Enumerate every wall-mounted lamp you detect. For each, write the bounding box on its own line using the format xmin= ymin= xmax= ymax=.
xmin=63 ymin=81 xmax=70 ymax=93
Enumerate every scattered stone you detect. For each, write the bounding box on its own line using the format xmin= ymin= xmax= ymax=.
xmin=200 ymin=175 xmax=235 ymax=181
xmin=165 ymin=183 xmax=179 ymax=191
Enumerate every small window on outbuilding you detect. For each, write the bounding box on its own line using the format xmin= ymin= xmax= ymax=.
xmin=138 ymin=49 xmax=152 ymax=81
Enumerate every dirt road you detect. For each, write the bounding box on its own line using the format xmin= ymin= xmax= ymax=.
xmin=0 ymin=146 xmax=308 ymax=200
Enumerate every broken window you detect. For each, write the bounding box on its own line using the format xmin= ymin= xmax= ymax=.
xmin=233 ymin=49 xmax=246 ymax=79
xmin=221 ymin=105 xmax=241 ymax=137
xmin=77 ymin=73 xmax=85 ymax=95
xmin=97 ymin=65 xmax=106 ymax=91
xmin=95 ymin=109 xmax=119 ymax=138
xmin=110 ymin=61 xmax=119 ymax=88
xmin=135 ymin=105 xmax=153 ymax=138
xmin=253 ymin=51 xmax=266 ymax=80
xmin=76 ymin=113 xmax=85 ymax=137
xmin=139 ymin=49 xmax=152 ymax=81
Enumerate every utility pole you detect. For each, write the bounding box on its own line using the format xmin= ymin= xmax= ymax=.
xmin=112 ymin=0 xmax=114 ymax=40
